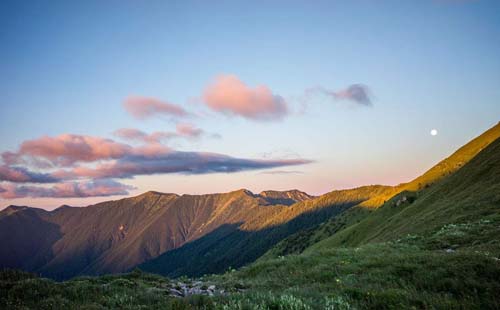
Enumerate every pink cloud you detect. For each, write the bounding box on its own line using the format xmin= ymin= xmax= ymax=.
xmin=0 ymin=180 xmax=134 ymax=199
xmin=203 ymin=75 xmax=288 ymax=121
xmin=176 ymin=123 xmax=204 ymax=138
xmin=124 ymin=96 xmax=190 ymax=119
xmin=0 ymin=132 xmax=312 ymax=197
xmin=7 ymin=134 xmax=132 ymax=167
xmin=114 ymin=124 xmax=205 ymax=144
xmin=3 ymin=134 xmax=175 ymax=168
xmin=113 ymin=128 xmax=175 ymax=144
xmin=113 ymin=128 xmax=148 ymax=141
xmin=0 ymin=165 xmax=59 ymax=183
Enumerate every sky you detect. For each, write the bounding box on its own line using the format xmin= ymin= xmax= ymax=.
xmin=1 ymin=0 xmax=500 ymax=210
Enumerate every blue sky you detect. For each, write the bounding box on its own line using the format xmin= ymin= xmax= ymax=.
xmin=1 ymin=0 xmax=500 ymax=209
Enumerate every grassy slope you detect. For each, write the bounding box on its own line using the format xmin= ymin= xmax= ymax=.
xmin=205 ymin=134 xmax=500 ymax=309
xmin=0 ymin=269 xmax=221 ymax=310
xmin=307 ymin=136 xmax=500 ymax=251
xmin=263 ymin=122 xmax=500 ymax=259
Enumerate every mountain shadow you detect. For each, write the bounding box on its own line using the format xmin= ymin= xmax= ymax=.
xmin=0 ymin=207 xmax=61 ymax=272
xmin=140 ymin=198 xmax=361 ymax=277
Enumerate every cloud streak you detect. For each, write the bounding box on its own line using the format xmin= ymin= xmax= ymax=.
xmin=330 ymin=84 xmax=372 ymax=106
xmin=124 ymin=96 xmax=190 ymax=120
xmin=0 ymin=132 xmax=312 ymax=199
xmin=0 ymin=165 xmax=60 ymax=183
xmin=203 ymin=75 xmax=288 ymax=121
xmin=307 ymin=84 xmax=373 ymax=107
xmin=54 ymin=152 xmax=313 ymax=180
xmin=113 ymin=124 xmax=205 ymax=144
xmin=0 ymin=179 xmax=135 ymax=199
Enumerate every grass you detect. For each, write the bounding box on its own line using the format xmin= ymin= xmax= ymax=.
xmin=0 ymin=269 xmax=218 ymax=309
xmin=211 ymin=218 xmax=500 ymax=309
xmin=3 ymin=223 xmax=500 ymax=309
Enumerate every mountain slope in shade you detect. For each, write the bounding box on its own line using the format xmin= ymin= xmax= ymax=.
xmin=0 ymin=189 xmax=320 ymax=279
xmin=140 ymin=185 xmax=389 ymax=277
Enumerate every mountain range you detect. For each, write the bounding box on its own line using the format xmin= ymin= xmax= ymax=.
xmin=1 ymin=122 xmax=499 ymax=281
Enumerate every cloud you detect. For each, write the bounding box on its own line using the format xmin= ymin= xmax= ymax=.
xmin=5 ymin=134 xmax=132 ymax=167
xmin=124 ymin=96 xmax=190 ymax=120
xmin=175 ymin=123 xmax=204 ymax=138
xmin=0 ymin=132 xmax=312 ymax=200
xmin=0 ymin=165 xmax=60 ymax=183
xmin=113 ymin=124 xmax=205 ymax=144
xmin=331 ymin=84 xmax=372 ymax=106
xmin=0 ymin=179 xmax=135 ymax=199
xmin=113 ymin=128 xmax=175 ymax=144
xmin=307 ymin=84 xmax=373 ymax=107
xmin=54 ymin=152 xmax=313 ymax=180
xmin=3 ymin=134 xmax=172 ymax=167
xmin=203 ymin=74 xmax=288 ymax=121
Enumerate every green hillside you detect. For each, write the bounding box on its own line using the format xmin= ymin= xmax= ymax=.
xmin=263 ymin=122 xmax=500 ymax=259
xmin=205 ymin=134 xmax=500 ymax=309
xmin=307 ymin=135 xmax=500 ymax=251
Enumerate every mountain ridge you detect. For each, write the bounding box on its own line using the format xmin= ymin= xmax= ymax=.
xmin=1 ymin=122 xmax=499 ymax=280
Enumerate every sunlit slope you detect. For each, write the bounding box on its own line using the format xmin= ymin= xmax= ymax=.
xmin=361 ymin=121 xmax=500 ymax=208
xmin=263 ymin=122 xmax=500 ymax=258
xmin=306 ymin=134 xmax=500 ymax=251
xmin=140 ymin=185 xmax=390 ymax=277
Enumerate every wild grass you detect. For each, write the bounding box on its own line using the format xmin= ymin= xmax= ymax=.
xmin=2 ymin=215 xmax=499 ymax=309
xmin=213 ymin=233 xmax=500 ymax=309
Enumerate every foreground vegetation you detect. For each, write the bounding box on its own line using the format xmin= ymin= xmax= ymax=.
xmin=211 ymin=216 xmax=500 ymax=309
xmin=2 ymin=215 xmax=499 ymax=309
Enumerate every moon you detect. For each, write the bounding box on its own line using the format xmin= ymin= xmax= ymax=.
xmin=430 ymin=129 xmax=438 ymax=136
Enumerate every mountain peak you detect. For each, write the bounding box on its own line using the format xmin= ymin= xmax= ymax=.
xmin=259 ymin=189 xmax=314 ymax=206
xmin=0 ymin=205 xmax=32 ymax=217
xmin=136 ymin=191 xmax=179 ymax=199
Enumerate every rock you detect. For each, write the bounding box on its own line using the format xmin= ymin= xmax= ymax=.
xmin=445 ymin=248 xmax=455 ymax=253
xmin=208 ymin=285 xmax=216 ymax=291
xmin=189 ymin=287 xmax=202 ymax=295
xmin=169 ymin=288 xmax=184 ymax=297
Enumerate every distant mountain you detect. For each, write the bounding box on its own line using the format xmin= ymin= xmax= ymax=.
xmin=0 ymin=189 xmax=322 ymax=279
xmin=1 ymin=122 xmax=499 ymax=280
xmin=140 ymin=185 xmax=389 ymax=277
xmin=259 ymin=189 xmax=315 ymax=205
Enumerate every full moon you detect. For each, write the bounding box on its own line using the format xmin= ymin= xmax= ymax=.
xmin=430 ymin=129 xmax=438 ymax=136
